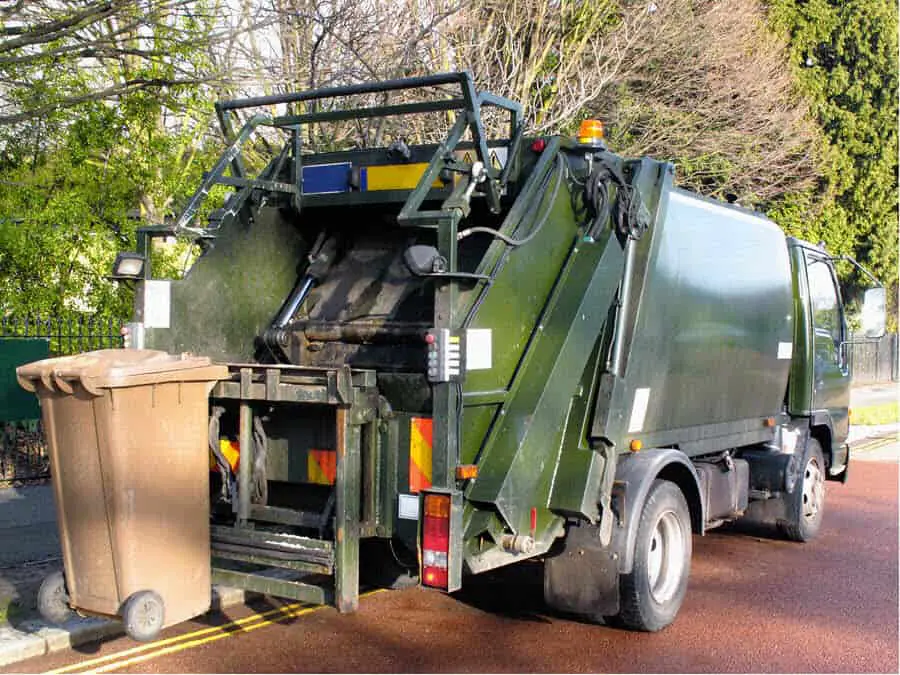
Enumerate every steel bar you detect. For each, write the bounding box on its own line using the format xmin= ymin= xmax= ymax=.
xmin=210 ymin=568 xmax=331 ymax=605
xmin=334 ymin=408 xmax=360 ymax=613
xmin=237 ymin=390 xmax=254 ymax=525
xmin=216 ymin=72 xmax=470 ymax=112
xmin=273 ymin=99 xmax=465 ymax=126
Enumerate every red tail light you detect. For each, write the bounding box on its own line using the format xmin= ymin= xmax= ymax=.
xmin=422 ymin=493 xmax=451 ymax=589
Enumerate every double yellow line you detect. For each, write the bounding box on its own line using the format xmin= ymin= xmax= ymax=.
xmin=48 ymin=590 xmax=384 ymax=674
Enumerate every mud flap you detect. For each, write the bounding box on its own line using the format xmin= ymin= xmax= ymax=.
xmin=543 ymin=521 xmax=619 ymax=618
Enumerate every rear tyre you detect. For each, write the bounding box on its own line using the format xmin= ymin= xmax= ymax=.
xmin=779 ymin=438 xmax=826 ymax=542
xmin=122 ymin=590 xmax=165 ymax=642
xmin=37 ymin=570 xmax=73 ymax=625
xmin=615 ymin=480 xmax=692 ymax=632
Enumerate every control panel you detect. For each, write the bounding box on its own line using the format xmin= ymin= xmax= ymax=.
xmin=426 ymin=329 xmax=462 ymax=382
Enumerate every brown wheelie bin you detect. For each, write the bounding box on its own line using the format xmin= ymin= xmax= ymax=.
xmin=17 ymin=349 xmax=227 ymax=642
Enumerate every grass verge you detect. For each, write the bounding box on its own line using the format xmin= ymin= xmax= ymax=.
xmin=852 ymin=401 xmax=899 ymax=426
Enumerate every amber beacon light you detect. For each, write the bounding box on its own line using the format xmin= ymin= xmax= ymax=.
xmin=577 ymin=119 xmax=605 ymax=145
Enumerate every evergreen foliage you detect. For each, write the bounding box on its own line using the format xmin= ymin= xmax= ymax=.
xmin=768 ymin=0 xmax=898 ymax=327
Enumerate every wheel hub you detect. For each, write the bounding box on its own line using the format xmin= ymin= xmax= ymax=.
xmin=646 ymin=509 xmax=686 ymax=605
xmin=802 ymin=456 xmax=824 ymax=522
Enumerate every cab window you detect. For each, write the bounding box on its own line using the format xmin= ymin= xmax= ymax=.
xmin=806 ymin=256 xmax=843 ymax=362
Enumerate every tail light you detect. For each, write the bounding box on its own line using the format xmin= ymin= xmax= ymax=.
xmin=422 ymin=493 xmax=451 ymax=589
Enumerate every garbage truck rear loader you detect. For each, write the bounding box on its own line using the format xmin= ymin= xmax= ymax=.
xmin=29 ymin=73 xmax=886 ymax=638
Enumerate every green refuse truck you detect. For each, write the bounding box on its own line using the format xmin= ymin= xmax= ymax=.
xmin=20 ymin=73 xmax=886 ymax=640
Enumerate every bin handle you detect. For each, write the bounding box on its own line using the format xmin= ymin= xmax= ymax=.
xmin=52 ymin=374 xmax=75 ymax=395
xmin=40 ymin=371 xmax=55 ymax=393
xmin=75 ymin=376 xmax=103 ymax=397
xmin=16 ymin=369 xmax=103 ymax=397
xmin=16 ymin=373 xmax=36 ymax=393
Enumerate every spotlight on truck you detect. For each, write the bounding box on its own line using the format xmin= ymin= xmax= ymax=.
xmin=111 ymin=252 xmax=146 ymax=280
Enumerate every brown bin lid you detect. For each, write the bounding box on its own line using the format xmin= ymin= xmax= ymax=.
xmin=17 ymin=349 xmax=228 ymax=396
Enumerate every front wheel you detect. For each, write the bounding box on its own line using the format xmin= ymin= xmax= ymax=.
xmin=615 ymin=479 xmax=692 ymax=632
xmin=779 ymin=438 xmax=826 ymax=542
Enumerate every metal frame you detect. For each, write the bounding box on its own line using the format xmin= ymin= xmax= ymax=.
xmin=172 ymin=72 xmax=522 ymax=236
xmin=209 ymin=364 xmax=376 ymax=613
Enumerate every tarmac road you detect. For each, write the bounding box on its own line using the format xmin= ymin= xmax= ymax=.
xmin=13 ymin=457 xmax=898 ymax=674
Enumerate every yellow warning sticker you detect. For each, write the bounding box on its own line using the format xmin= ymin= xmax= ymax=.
xmin=364 ymin=163 xmax=443 ymax=191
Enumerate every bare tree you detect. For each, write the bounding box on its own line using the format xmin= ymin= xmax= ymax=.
xmin=0 ymin=1 xmax=234 ymax=124
xmin=215 ymin=0 xmax=465 ymax=150
xmin=443 ymin=0 xmax=655 ymax=133
xmin=602 ymin=0 xmax=819 ymax=205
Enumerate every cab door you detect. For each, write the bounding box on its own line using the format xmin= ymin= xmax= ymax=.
xmin=804 ymin=251 xmax=851 ymax=446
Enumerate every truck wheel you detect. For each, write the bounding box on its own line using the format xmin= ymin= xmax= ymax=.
xmin=779 ymin=438 xmax=826 ymax=542
xmin=122 ymin=590 xmax=165 ymax=642
xmin=616 ymin=480 xmax=691 ymax=632
xmin=37 ymin=570 xmax=73 ymax=625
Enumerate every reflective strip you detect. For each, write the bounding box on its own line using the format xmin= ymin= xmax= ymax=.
xmin=301 ymin=162 xmax=351 ymax=194
xmin=409 ymin=417 xmax=433 ymax=493
xmin=307 ymin=449 xmax=336 ymax=485
xmin=363 ymin=164 xmax=443 ymax=191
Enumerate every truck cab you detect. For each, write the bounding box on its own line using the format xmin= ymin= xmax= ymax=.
xmin=788 ymin=237 xmax=885 ymax=481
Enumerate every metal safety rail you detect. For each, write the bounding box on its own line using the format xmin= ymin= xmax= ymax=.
xmin=171 ymin=72 xmax=523 ymax=236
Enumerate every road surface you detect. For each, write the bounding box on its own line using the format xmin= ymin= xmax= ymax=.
xmin=0 ymin=485 xmax=58 ymax=567
xmin=12 ymin=456 xmax=898 ymax=674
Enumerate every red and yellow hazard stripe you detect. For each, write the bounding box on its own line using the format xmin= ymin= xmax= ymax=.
xmin=307 ymin=449 xmax=336 ymax=485
xmin=409 ymin=417 xmax=433 ymax=493
xmin=210 ymin=439 xmax=240 ymax=472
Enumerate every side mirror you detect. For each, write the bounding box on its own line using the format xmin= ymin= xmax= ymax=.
xmin=861 ymin=286 xmax=886 ymax=339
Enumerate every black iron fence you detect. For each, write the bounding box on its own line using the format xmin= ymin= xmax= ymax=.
xmin=1 ymin=315 xmax=124 ymax=484
xmin=1 ymin=421 xmax=47 ymax=485
xmin=1 ymin=315 xmax=123 ymax=356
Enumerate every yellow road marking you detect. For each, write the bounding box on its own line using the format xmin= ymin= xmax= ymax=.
xmin=854 ymin=436 xmax=896 ymax=452
xmin=45 ymin=601 xmax=305 ymax=674
xmin=47 ymin=590 xmax=384 ymax=674
xmin=89 ymin=604 xmax=321 ymax=673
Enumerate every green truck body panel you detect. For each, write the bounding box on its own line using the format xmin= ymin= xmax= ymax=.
xmin=121 ymin=73 xmax=853 ymax=615
xmin=145 ymin=206 xmax=307 ymax=361
xmin=603 ymin=186 xmax=795 ymax=455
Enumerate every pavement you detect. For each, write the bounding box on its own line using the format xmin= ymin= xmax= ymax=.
xmin=0 ymin=485 xmax=255 ymax=668
xmin=849 ymin=381 xmax=898 ymax=408
xmin=0 ymin=383 xmax=895 ymax=669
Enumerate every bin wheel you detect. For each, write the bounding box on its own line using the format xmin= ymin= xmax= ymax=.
xmin=122 ymin=590 xmax=165 ymax=642
xmin=37 ymin=570 xmax=73 ymax=625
